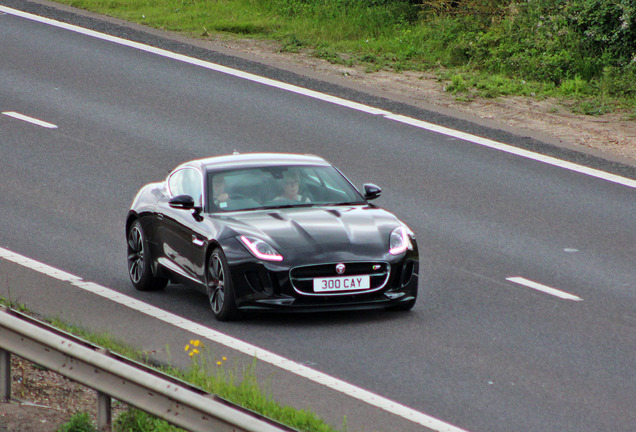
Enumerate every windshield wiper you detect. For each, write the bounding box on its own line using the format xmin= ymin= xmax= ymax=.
xmin=260 ymin=203 xmax=317 ymax=210
xmin=325 ymin=201 xmax=365 ymax=206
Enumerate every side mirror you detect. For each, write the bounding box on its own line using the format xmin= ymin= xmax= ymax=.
xmin=169 ymin=195 xmax=196 ymax=210
xmin=363 ymin=184 xmax=382 ymax=201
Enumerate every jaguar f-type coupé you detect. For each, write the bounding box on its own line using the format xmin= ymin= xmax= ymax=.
xmin=126 ymin=153 xmax=418 ymax=320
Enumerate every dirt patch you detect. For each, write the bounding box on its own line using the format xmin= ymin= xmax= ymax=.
xmin=0 ymin=403 xmax=70 ymax=432
xmin=0 ymin=357 xmax=124 ymax=432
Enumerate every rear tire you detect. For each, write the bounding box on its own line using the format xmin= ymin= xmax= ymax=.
xmin=207 ymin=248 xmax=239 ymax=321
xmin=127 ymin=220 xmax=167 ymax=291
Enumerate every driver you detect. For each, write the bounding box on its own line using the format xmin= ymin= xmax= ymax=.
xmin=212 ymin=174 xmax=229 ymax=207
xmin=274 ymin=172 xmax=308 ymax=202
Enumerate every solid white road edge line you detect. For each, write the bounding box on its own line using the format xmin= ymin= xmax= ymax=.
xmin=2 ymin=111 xmax=58 ymax=129
xmin=0 ymin=246 xmax=470 ymax=432
xmin=506 ymin=277 xmax=583 ymax=301
xmin=2 ymin=5 xmax=635 ymax=190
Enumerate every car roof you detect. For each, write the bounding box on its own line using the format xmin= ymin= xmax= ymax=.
xmin=180 ymin=153 xmax=332 ymax=172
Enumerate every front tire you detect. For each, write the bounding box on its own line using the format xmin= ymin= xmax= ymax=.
xmin=207 ymin=248 xmax=239 ymax=321
xmin=127 ymin=220 xmax=167 ymax=291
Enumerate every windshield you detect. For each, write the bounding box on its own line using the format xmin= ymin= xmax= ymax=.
xmin=207 ymin=165 xmax=365 ymax=212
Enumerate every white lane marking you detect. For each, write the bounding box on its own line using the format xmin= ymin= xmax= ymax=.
xmin=0 ymin=246 xmax=469 ymax=432
xmin=2 ymin=111 xmax=58 ymax=129
xmin=2 ymin=5 xmax=636 ymax=190
xmin=507 ymin=277 xmax=583 ymax=301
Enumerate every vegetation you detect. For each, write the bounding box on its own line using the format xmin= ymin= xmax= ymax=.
xmin=55 ymin=0 xmax=636 ymax=115
xmin=57 ymin=412 xmax=98 ymax=432
xmin=57 ymin=410 xmax=182 ymax=432
xmin=45 ymin=320 xmax=343 ymax=431
xmin=0 ymin=298 xmax=340 ymax=431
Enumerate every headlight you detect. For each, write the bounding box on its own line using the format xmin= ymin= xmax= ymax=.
xmin=389 ymin=226 xmax=410 ymax=255
xmin=239 ymin=236 xmax=283 ymax=262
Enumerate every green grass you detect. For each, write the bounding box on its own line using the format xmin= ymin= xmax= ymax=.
xmin=61 ymin=330 xmax=345 ymax=432
xmin=57 ymin=412 xmax=99 ymax=432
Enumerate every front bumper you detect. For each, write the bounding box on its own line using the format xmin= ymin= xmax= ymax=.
xmin=229 ymin=252 xmax=419 ymax=313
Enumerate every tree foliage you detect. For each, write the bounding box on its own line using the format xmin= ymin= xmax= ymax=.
xmin=565 ymin=0 xmax=636 ymax=66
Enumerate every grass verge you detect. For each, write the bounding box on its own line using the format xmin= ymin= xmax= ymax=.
xmin=54 ymin=323 xmax=346 ymax=432
xmin=0 ymin=299 xmax=343 ymax=432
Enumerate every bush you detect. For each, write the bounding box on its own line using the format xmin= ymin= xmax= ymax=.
xmin=114 ymin=408 xmax=182 ymax=432
xmin=418 ymin=0 xmax=511 ymax=18
xmin=565 ymin=0 xmax=636 ymax=66
xmin=56 ymin=412 xmax=97 ymax=432
xmin=559 ymin=75 xmax=591 ymax=96
xmin=418 ymin=0 xmax=634 ymax=90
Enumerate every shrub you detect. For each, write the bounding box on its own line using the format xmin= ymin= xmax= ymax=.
xmin=114 ymin=408 xmax=182 ymax=432
xmin=559 ymin=75 xmax=591 ymax=96
xmin=565 ymin=0 xmax=636 ymax=66
xmin=56 ymin=412 xmax=97 ymax=432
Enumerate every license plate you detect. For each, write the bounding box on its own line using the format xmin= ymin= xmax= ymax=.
xmin=313 ymin=275 xmax=370 ymax=292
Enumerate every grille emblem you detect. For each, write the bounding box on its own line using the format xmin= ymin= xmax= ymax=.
xmin=335 ymin=263 xmax=346 ymax=274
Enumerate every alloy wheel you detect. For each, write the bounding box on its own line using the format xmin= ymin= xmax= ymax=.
xmin=127 ymin=225 xmax=144 ymax=284
xmin=208 ymin=254 xmax=225 ymax=314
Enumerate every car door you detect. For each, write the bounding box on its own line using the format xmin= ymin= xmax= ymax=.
xmin=155 ymin=167 xmax=207 ymax=285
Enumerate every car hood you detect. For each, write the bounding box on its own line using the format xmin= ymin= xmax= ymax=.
xmin=213 ymin=205 xmax=403 ymax=260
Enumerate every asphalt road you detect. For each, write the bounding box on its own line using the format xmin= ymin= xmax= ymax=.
xmin=1 ymin=3 xmax=635 ymax=432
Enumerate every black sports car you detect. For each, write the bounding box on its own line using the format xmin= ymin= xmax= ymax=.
xmin=126 ymin=153 xmax=418 ymax=320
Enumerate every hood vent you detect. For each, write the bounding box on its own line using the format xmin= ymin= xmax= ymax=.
xmin=267 ymin=211 xmax=287 ymax=221
xmin=324 ymin=209 xmax=341 ymax=217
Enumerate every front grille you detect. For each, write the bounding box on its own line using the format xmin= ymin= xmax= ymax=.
xmin=289 ymin=262 xmax=390 ymax=296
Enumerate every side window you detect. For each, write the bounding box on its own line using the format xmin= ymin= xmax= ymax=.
xmin=168 ymin=168 xmax=202 ymax=206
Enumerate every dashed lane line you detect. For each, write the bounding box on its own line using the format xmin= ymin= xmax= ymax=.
xmin=507 ymin=277 xmax=583 ymax=301
xmin=2 ymin=111 xmax=58 ymax=129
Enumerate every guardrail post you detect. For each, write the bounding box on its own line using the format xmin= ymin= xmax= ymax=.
xmin=97 ymin=391 xmax=112 ymax=431
xmin=0 ymin=348 xmax=10 ymax=402
xmin=95 ymin=348 xmax=112 ymax=431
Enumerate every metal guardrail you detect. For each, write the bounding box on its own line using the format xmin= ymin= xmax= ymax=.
xmin=0 ymin=306 xmax=294 ymax=432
